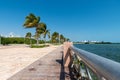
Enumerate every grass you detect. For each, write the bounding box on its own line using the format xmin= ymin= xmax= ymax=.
xmin=30 ymin=44 xmax=49 ymax=48
xmin=52 ymin=43 xmax=62 ymax=45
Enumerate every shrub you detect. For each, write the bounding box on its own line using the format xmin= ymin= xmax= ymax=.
xmin=30 ymin=44 xmax=49 ymax=48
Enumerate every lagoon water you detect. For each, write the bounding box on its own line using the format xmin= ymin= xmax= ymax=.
xmin=74 ymin=44 xmax=120 ymax=63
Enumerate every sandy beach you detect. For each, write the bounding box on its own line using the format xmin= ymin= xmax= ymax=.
xmin=0 ymin=44 xmax=59 ymax=80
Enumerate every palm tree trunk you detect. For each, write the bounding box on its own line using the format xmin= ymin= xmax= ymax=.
xmin=24 ymin=37 xmax=25 ymax=44
xmin=36 ymin=38 xmax=39 ymax=45
xmin=30 ymin=38 xmax=32 ymax=46
xmin=44 ymin=38 xmax=46 ymax=45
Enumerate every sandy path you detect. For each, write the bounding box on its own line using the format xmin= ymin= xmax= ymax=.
xmin=0 ymin=45 xmax=59 ymax=80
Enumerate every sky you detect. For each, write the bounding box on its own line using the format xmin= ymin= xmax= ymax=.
xmin=0 ymin=0 xmax=120 ymax=42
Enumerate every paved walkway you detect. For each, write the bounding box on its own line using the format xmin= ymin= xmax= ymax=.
xmin=0 ymin=45 xmax=58 ymax=80
xmin=8 ymin=46 xmax=72 ymax=80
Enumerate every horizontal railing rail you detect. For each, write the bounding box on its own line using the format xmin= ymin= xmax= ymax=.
xmin=70 ymin=45 xmax=120 ymax=80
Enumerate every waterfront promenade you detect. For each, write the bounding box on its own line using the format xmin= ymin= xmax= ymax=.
xmin=0 ymin=44 xmax=73 ymax=80
xmin=0 ymin=45 xmax=61 ymax=80
xmin=8 ymin=46 xmax=68 ymax=80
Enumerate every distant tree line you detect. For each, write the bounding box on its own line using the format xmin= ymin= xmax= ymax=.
xmin=95 ymin=41 xmax=112 ymax=44
xmin=0 ymin=34 xmax=69 ymax=45
xmin=0 ymin=13 xmax=70 ymax=46
xmin=23 ymin=13 xmax=70 ymax=45
xmin=0 ymin=37 xmax=45 ymax=45
xmin=73 ymin=41 xmax=112 ymax=44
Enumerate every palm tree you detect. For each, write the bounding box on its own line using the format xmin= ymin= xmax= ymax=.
xmin=60 ymin=34 xmax=65 ymax=43
xmin=41 ymin=24 xmax=51 ymax=44
xmin=33 ymin=32 xmax=40 ymax=45
xmin=51 ymin=32 xmax=59 ymax=43
xmin=23 ymin=13 xmax=41 ymax=45
xmin=25 ymin=32 xmax=32 ymax=45
xmin=43 ymin=29 xmax=50 ymax=44
xmin=36 ymin=22 xmax=47 ymax=44
xmin=66 ymin=38 xmax=70 ymax=41
xmin=23 ymin=13 xmax=49 ymax=45
xmin=23 ymin=13 xmax=40 ymax=28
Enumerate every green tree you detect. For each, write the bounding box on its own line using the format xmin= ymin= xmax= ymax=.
xmin=33 ymin=32 xmax=40 ymax=44
xmin=23 ymin=13 xmax=41 ymax=45
xmin=66 ymin=38 xmax=70 ymax=41
xmin=60 ymin=34 xmax=65 ymax=43
xmin=43 ymin=29 xmax=50 ymax=44
xmin=51 ymin=32 xmax=59 ymax=43
xmin=36 ymin=22 xmax=47 ymax=44
xmin=23 ymin=13 xmax=40 ymax=28
xmin=25 ymin=32 xmax=32 ymax=45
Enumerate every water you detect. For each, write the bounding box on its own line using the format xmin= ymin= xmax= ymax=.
xmin=74 ymin=44 xmax=120 ymax=63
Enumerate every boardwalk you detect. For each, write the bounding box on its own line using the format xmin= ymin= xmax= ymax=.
xmin=8 ymin=46 xmax=73 ymax=80
xmin=0 ymin=45 xmax=58 ymax=80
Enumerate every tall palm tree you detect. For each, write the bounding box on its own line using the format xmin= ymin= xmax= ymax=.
xmin=66 ymin=38 xmax=70 ymax=41
xmin=60 ymin=34 xmax=65 ymax=43
xmin=25 ymin=32 xmax=32 ymax=45
xmin=36 ymin=22 xmax=47 ymax=44
xmin=43 ymin=29 xmax=50 ymax=44
xmin=23 ymin=13 xmax=40 ymax=28
xmin=33 ymin=32 xmax=40 ymax=45
xmin=51 ymin=32 xmax=59 ymax=43
xmin=23 ymin=13 xmax=48 ymax=45
xmin=23 ymin=13 xmax=40 ymax=45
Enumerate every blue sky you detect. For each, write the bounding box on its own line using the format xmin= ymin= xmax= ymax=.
xmin=0 ymin=0 xmax=120 ymax=42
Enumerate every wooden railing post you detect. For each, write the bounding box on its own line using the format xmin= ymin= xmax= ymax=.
xmin=63 ymin=42 xmax=73 ymax=67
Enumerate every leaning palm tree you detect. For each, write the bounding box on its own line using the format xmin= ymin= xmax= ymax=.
xmin=36 ymin=22 xmax=47 ymax=44
xmin=60 ymin=34 xmax=65 ymax=43
xmin=23 ymin=13 xmax=40 ymax=45
xmin=66 ymin=38 xmax=70 ymax=41
xmin=41 ymin=23 xmax=50 ymax=44
xmin=33 ymin=32 xmax=40 ymax=45
xmin=51 ymin=32 xmax=59 ymax=43
xmin=43 ymin=29 xmax=50 ymax=44
xmin=25 ymin=32 xmax=32 ymax=45
xmin=23 ymin=13 xmax=40 ymax=28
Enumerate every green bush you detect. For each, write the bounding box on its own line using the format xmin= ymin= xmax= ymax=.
xmin=1 ymin=37 xmax=25 ymax=45
xmin=1 ymin=37 xmax=50 ymax=45
xmin=30 ymin=44 xmax=49 ymax=48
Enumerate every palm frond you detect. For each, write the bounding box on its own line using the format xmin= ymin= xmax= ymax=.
xmin=23 ymin=13 xmax=40 ymax=28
